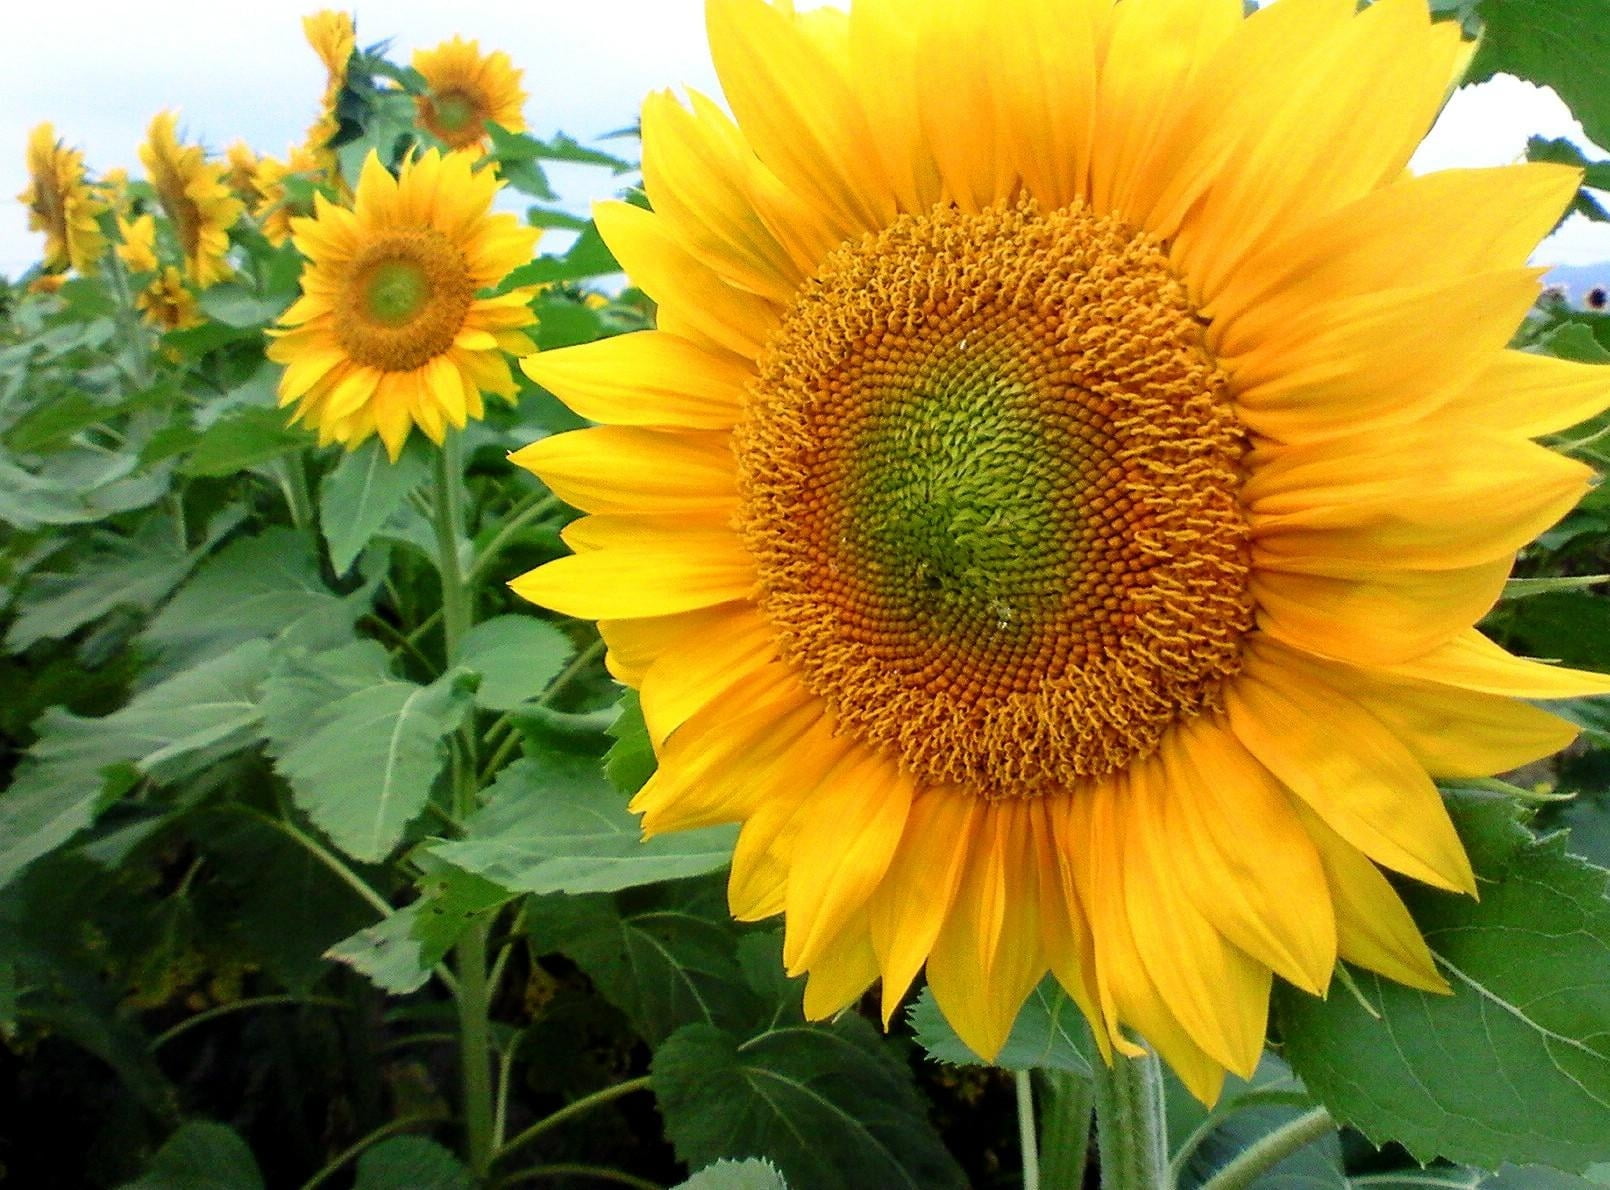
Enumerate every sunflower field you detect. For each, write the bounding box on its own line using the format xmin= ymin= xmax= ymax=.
xmin=5 ymin=1 xmax=1610 ymax=1187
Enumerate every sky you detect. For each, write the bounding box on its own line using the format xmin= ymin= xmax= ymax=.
xmin=3 ymin=0 xmax=1609 ymax=279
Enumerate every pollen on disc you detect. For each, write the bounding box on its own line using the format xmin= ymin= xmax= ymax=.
xmin=736 ymin=196 xmax=1253 ymax=798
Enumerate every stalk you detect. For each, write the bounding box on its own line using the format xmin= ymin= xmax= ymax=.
xmin=1092 ymin=1047 xmax=1169 ymax=1190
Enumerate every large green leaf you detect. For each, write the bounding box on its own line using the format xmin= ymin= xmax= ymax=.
xmin=527 ymin=879 xmax=758 ymax=1045
xmin=1279 ymin=798 xmax=1610 ymax=1171
xmin=326 ymin=905 xmax=432 ymax=995
xmin=179 ymin=406 xmax=311 ymax=478
xmin=678 ymin=1160 xmax=789 ymax=1190
xmin=1468 ymin=0 xmax=1610 ymax=149
xmin=0 ymin=641 xmax=272 ymax=890
xmin=119 ymin=1121 xmax=264 ymax=1190
xmin=353 ymin=1136 xmax=471 ymax=1190
xmin=319 ymin=436 xmax=430 ymax=574
xmin=142 ymin=527 xmax=372 ymax=668
xmin=276 ymin=668 xmax=475 ymax=862
xmin=259 ymin=640 xmax=393 ymax=760
xmin=428 ymin=755 xmax=737 ymax=894
xmin=910 ymin=975 xmax=1095 ymax=1077
xmin=457 ymin=614 xmax=573 ymax=711
xmin=652 ymin=1018 xmax=967 ymax=1190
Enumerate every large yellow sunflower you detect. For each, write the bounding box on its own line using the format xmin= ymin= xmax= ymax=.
xmin=19 ymin=123 xmax=107 ymax=275
xmin=412 ymin=36 xmax=527 ymax=152
xmin=267 ymin=149 xmax=540 ymax=459
xmin=139 ymin=113 xmax=244 ymax=289
xmin=303 ymin=10 xmax=355 ymax=163
xmin=511 ymin=0 xmax=1610 ymax=1104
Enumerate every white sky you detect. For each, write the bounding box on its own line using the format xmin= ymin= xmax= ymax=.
xmin=3 ymin=0 xmax=1608 ymax=278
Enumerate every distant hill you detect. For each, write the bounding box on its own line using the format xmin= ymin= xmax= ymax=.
xmin=1546 ymin=262 xmax=1610 ymax=301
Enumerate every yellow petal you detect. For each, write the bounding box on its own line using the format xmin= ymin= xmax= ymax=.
xmin=510 ymin=521 xmax=753 ymax=619
xmin=1160 ymin=720 xmax=1336 ymax=994
xmin=846 ymin=0 xmax=943 ymax=214
xmin=593 ymin=201 xmax=779 ymax=359
xmin=1291 ymin=802 xmax=1446 ymax=993
xmin=597 ymin=603 xmax=744 ymax=687
xmin=1248 ymin=429 xmax=1592 ymax=574
xmin=520 ymin=331 xmax=749 ymax=430
xmin=867 ymin=787 xmax=981 ymax=1022
xmin=802 ymin=910 xmax=881 ymax=1020
xmin=1228 ymin=639 xmax=1475 ymax=894
xmin=510 ymin=427 xmax=737 ymax=516
xmin=639 ymin=605 xmax=780 ymax=748
xmin=784 ymin=748 xmax=915 ymax=973
xmin=1456 ymin=349 xmax=1610 ymax=439
xmin=1382 ymin=628 xmax=1610 ymax=699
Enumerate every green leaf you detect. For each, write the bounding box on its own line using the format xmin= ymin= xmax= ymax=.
xmin=196 ymin=283 xmax=284 ymax=329
xmin=276 ymin=668 xmax=475 ymax=862
xmin=526 ymin=879 xmax=758 ymax=1045
xmin=0 ymin=642 xmax=272 ymax=890
xmin=326 ymin=905 xmax=432 ymax=994
xmin=353 ymin=1136 xmax=472 ymax=1190
xmin=502 ymin=223 xmax=620 ymax=288
xmin=1467 ymin=0 xmax=1610 ymax=149
xmin=428 ymin=755 xmax=737 ymax=894
xmin=1278 ymin=798 xmax=1610 ymax=1171
xmin=319 ymin=436 xmax=431 ymax=574
xmin=142 ymin=528 xmax=373 ymax=667
xmin=408 ymin=856 xmax=513 ymax=967
xmin=1537 ymin=322 xmax=1610 ymax=364
xmin=458 ymin=615 xmax=573 ymax=711
xmin=604 ymin=692 xmax=657 ymax=795
xmin=1527 ymin=137 xmax=1610 ymax=224
xmin=909 ymin=975 xmax=1095 ymax=1076
xmin=259 ymin=641 xmax=393 ymax=760
xmin=180 ymin=406 xmax=311 ymax=478
xmin=652 ymin=1019 xmax=967 ymax=1190
xmin=677 ymin=1159 xmax=790 ymax=1190
xmin=119 ymin=1120 xmax=264 ymax=1190
xmin=6 ymin=514 xmax=194 ymax=650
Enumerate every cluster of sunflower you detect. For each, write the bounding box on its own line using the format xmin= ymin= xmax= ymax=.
xmin=7 ymin=0 xmax=1610 ymax=1186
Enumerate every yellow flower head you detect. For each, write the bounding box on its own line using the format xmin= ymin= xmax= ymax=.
xmin=98 ymin=166 xmax=131 ymax=215
xmin=511 ymin=0 xmax=1610 ymax=1105
xmin=139 ymin=112 xmax=244 ymax=289
xmin=267 ymin=149 xmax=540 ymax=459
xmin=253 ymin=145 xmax=323 ymax=247
xmin=26 ymin=273 xmax=68 ymax=296
xmin=137 ymin=265 xmax=201 ymax=331
xmin=225 ymin=140 xmax=268 ymax=207
xmin=117 ymin=213 xmax=159 ymax=273
xmin=18 ymin=123 xmax=107 ymax=274
xmin=302 ymin=10 xmax=356 ymax=161
xmin=412 ymin=36 xmax=527 ymax=152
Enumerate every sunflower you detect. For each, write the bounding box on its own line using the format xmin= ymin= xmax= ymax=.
xmin=413 ymin=36 xmax=527 ymax=152
xmin=225 ymin=141 xmax=268 ymax=208
xmin=117 ymin=213 xmax=158 ymax=273
xmin=139 ymin=112 xmax=243 ymax=289
xmin=253 ymin=146 xmax=323 ymax=247
xmin=303 ymin=10 xmax=355 ymax=162
xmin=137 ymin=266 xmax=201 ymax=332
xmin=267 ymin=149 xmax=540 ymax=459
xmin=18 ymin=123 xmax=107 ymax=275
xmin=510 ymin=0 xmax=1610 ymax=1104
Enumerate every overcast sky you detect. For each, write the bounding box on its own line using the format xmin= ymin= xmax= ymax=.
xmin=4 ymin=0 xmax=1608 ymax=279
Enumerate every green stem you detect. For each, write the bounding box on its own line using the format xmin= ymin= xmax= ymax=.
xmin=102 ymin=245 xmax=154 ymax=390
xmin=300 ymin=1113 xmax=448 ymax=1190
xmin=1093 ymin=1047 xmax=1168 ymax=1190
xmin=150 ymin=994 xmax=347 ymax=1050
xmin=1196 ymin=1107 xmax=1335 ymax=1190
xmin=434 ymin=431 xmax=472 ymax=664
xmin=467 ymin=492 xmax=560 ymax=583
xmin=280 ymin=454 xmax=315 ymax=530
xmin=498 ymin=1165 xmax=660 ymax=1190
xmin=1016 ymin=1071 xmax=1041 ymax=1190
xmin=493 ymin=1076 xmax=653 ymax=1166
xmin=434 ymin=428 xmax=495 ymax=1179
xmin=1036 ymin=1069 xmax=1093 ymax=1189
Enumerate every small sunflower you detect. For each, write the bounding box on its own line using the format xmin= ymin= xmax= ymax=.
xmin=226 ymin=141 xmax=268 ymax=208
xmin=267 ymin=149 xmax=540 ymax=459
xmin=511 ymin=0 xmax=1610 ymax=1104
xmin=117 ymin=213 xmax=158 ymax=273
xmin=413 ymin=36 xmax=527 ymax=152
xmin=137 ymin=266 xmax=201 ymax=332
xmin=254 ymin=146 xmax=323 ymax=247
xmin=18 ymin=123 xmax=107 ymax=275
xmin=139 ymin=112 xmax=244 ymax=289
xmin=303 ymin=10 xmax=355 ymax=162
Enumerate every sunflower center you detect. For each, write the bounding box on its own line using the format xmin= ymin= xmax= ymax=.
xmin=336 ymin=229 xmax=474 ymax=371
xmin=432 ymin=91 xmax=479 ymax=134
xmin=737 ymin=197 xmax=1253 ymax=798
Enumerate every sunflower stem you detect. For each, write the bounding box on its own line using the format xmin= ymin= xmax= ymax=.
xmin=1015 ymin=1071 xmax=1042 ymax=1190
xmin=433 ymin=429 xmax=495 ymax=1180
xmin=1093 ymin=1046 xmax=1168 ymax=1190
xmin=1036 ymin=1069 xmax=1094 ymax=1188
xmin=1195 ymin=1107 xmax=1335 ymax=1190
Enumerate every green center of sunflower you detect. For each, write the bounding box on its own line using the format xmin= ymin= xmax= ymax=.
xmin=737 ymin=196 xmax=1253 ymax=798
xmin=432 ymin=91 xmax=478 ymax=134
xmin=337 ymin=228 xmax=474 ymax=372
